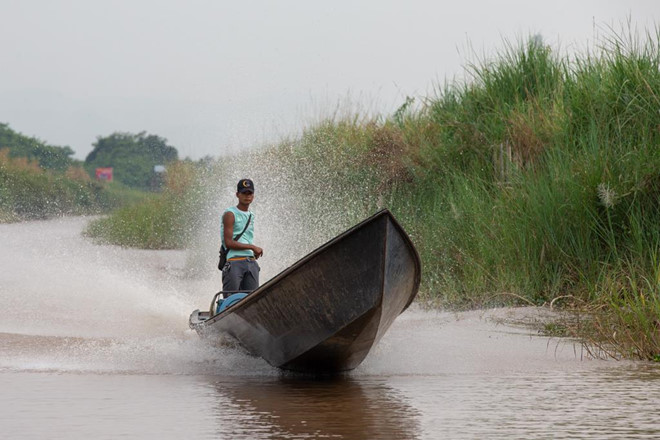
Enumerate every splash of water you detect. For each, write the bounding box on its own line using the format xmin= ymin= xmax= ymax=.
xmin=0 ymin=217 xmax=276 ymax=374
xmin=0 ymin=215 xmax=596 ymax=377
xmin=186 ymin=146 xmax=384 ymax=282
xmin=0 ymin=146 xmax=389 ymax=375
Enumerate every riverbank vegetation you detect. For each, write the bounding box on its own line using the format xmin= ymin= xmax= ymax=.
xmin=83 ymin=161 xmax=210 ymax=249
xmin=0 ymin=147 xmax=143 ymax=221
xmin=236 ymin=28 xmax=650 ymax=361
xmin=0 ymin=124 xmax=181 ymax=222
xmin=278 ymin=28 xmax=660 ymax=360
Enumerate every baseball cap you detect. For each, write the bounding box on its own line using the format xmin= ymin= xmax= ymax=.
xmin=237 ymin=179 xmax=255 ymax=193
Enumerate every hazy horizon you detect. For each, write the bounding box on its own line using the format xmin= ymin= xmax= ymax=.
xmin=1 ymin=0 xmax=657 ymax=160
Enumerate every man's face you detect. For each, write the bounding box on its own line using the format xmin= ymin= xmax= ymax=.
xmin=237 ymin=191 xmax=254 ymax=204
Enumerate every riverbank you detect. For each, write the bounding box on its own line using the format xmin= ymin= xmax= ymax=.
xmin=0 ymin=148 xmax=148 ymax=222
xmin=83 ymin=161 xmax=209 ymax=249
xmin=262 ymin=29 xmax=660 ymax=360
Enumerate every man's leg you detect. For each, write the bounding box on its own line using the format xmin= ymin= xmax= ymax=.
xmin=239 ymin=260 xmax=260 ymax=291
xmin=222 ymin=262 xmax=242 ymax=296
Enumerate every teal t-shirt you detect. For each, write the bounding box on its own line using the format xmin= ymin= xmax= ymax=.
xmin=221 ymin=206 xmax=255 ymax=259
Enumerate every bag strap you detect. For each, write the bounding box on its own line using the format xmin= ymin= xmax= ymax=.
xmin=234 ymin=213 xmax=252 ymax=242
xmin=223 ymin=213 xmax=252 ymax=250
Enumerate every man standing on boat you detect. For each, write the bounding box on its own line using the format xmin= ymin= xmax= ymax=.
xmin=220 ymin=178 xmax=263 ymax=296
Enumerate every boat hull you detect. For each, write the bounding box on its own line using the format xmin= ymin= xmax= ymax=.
xmin=190 ymin=209 xmax=421 ymax=373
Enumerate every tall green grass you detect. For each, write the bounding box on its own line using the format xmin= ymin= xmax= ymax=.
xmin=268 ymin=28 xmax=660 ymax=359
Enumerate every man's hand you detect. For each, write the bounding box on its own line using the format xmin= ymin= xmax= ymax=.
xmin=252 ymin=246 xmax=264 ymax=259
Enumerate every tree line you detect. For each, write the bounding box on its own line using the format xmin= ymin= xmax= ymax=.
xmin=0 ymin=123 xmax=180 ymax=190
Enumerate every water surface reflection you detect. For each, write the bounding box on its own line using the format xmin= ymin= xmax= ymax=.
xmin=209 ymin=376 xmax=421 ymax=439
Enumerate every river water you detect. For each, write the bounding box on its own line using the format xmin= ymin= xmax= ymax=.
xmin=1 ymin=217 xmax=660 ymax=439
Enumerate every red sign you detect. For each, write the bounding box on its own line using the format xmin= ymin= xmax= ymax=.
xmin=95 ymin=167 xmax=113 ymax=181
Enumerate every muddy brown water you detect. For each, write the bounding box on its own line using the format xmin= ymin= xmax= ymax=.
xmin=1 ymin=217 xmax=660 ymax=439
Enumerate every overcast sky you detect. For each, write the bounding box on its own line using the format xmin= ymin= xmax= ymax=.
xmin=0 ymin=0 xmax=657 ymax=160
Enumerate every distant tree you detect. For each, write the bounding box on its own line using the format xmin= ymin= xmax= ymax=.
xmin=0 ymin=123 xmax=75 ymax=171
xmin=85 ymin=131 xmax=179 ymax=189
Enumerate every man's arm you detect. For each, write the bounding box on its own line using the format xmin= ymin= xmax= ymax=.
xmin=222 ymin=211 xmax=263 ymax=258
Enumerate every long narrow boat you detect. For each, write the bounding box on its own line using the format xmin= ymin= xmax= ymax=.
xmin=189 ymin=209 xmax=421 ymax=373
